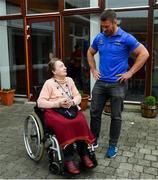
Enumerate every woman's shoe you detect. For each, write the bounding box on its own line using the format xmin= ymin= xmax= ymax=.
xmin=82 ymin=155 xmax=94 ymax=168
xmin=65 ymin=161 xmax=80 ymax=174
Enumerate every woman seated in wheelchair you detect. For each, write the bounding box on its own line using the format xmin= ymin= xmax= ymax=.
xmin=37 ymin=57 xmax=96 ymax=175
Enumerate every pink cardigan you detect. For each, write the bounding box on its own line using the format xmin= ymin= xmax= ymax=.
xmin=37 ymin=77 xmax=81 ymax=108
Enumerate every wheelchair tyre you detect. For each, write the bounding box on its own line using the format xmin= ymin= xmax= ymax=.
xmin=89 ymin=152 xmax=98 ymax=167
xmin=49 ymin=162 xmax=61 ymax=175
xmin=87 ymin=147 xmax=98 ymax=167
xmin=48 ymin=148 xmax=64 ymax=175
xmin=23 ymin=112 xmax=44 ymax=162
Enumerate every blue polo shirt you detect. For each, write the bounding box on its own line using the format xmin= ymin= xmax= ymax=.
xmin=91 ymin=27 xmax=140 ymax=82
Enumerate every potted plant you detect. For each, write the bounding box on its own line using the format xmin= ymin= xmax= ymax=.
xmin=0 ymin=88 xmax=15 ymax=106
xmin=141 ymin=96 xmax=157 ymax=118
xmin=104 ymin=101 xmax=111 ymax=113
xmin=79 ymin=90 xmax=90 ymax=111
xmin=104 ymin=100 xmax=124 ymax=114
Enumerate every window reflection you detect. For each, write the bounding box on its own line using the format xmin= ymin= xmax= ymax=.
xmin=27 ymin=0 xmax=58 ymax=14
xmin=106 ymin=0 xmax=148 ymax=8
xmin=117 ymin=11 xmax=147 ymax=101
xmin=64 ymin=0 xmax=98 ymax=9
xmin=0 ymin=19 xmax=26 ymax=94
xmin=64 ymin=15 xmax=90 ymax=93
xmin=30 ymin=21 xmax=56 ymax=86
xmin=152 ymin=10 xmax=158 ymax=101
xmin=0 ymin=0 xmax=21 ymax=16
xmin=64 ymin=11 xmax=148 ymax=101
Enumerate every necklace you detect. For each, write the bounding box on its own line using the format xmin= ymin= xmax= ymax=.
xmin=54 ymin=77 xmax=66 ymax=84
xmin=54 ymin=78 xmax=72 ymax=99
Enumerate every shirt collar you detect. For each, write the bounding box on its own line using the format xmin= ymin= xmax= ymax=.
xmin=102 ymin=27 xmax=123 ymax=37
xmin=114 ymin=27 xmax=123 ymax=36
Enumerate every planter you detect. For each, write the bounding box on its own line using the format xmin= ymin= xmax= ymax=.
xmin=141 ymin=103 xmax=157 ymax=118
xmin=104 ymin=101 xmax=124 ymax=113
xmin=0 ymin=89 xmax=15 ymax=106
xmin=104 ymin=101 xmax=111 ymax=113
xmin=80 ymin=94 xmax=89 ymax=111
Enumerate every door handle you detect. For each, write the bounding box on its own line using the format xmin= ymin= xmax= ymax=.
xmin=27 ymin=25 xmax=30 ymax=30
xmin=27 ymin=35 xmax=30 ymax=39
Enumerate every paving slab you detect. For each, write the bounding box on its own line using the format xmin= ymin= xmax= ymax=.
xmin=0 ymin=103 xmax=158 ymax=179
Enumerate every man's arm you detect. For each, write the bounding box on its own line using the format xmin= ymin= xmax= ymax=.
xmin=119 ymin=44 xmax=149 ymax=82
xmin=128 ymin=44 xmax=149 ymax=75
xmin=87 ymin=47 xmax=100 ymax=80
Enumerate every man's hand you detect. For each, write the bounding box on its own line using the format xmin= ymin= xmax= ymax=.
xmin=117 ymin=71 xmax=133 ymax=83
xmin=119 ymin=44 xmax=149 ymax=83
xmin=91 ymin=69 xmax=100 ymax=80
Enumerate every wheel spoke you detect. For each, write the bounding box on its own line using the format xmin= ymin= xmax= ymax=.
xmin=23 ymin=113 xmax=44 ymax=161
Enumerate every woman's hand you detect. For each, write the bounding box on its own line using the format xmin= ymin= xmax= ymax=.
xmin=60 ymin=98 xmax=73 ymax=108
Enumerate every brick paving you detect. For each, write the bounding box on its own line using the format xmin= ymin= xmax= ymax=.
xmin=0 ymin=103 xmax=158 ymax=179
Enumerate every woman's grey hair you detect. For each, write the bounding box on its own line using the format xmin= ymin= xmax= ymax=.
xmin=48 ymin=57 xmax=62 ymax=76
xmin=100 ymin=9 xmax=117 ymax=22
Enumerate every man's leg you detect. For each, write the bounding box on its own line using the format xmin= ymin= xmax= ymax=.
xmin=109 ymin=96 xmax=123 ymax=145
xmin=106 ymin=82 xmax=127 ymax=158
xmin=90 ymin=81 xmax=107 ymax=139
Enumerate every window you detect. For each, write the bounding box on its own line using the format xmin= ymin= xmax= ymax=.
xmin=152 ymin=10 xmax=158 ymax=101
xmin=64 ymin=0 xmax=98 ymax=9
xmin=106 ymin=0 xmax=148 ymax=8
xmin=117 ymin=10 xmax=148 ymax=101
xmin=0 ymin=0 xmax=21 ymax=16
xmin=27 ymin=0 xmax=58 ymax=14
xmin=64 ymin=15 xmax=94 ymax=93
xmin=30 ymin=21 xmax=56 ymax=86
xmin=0 ymin=19 xmax=26 ymax=94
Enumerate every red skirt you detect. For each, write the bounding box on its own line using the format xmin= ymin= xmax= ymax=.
xmin=44 ymin=109 xmax=95 ymax=149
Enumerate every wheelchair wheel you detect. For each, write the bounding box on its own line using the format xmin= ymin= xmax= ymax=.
xmin=48 ymin=147 xmax=64 ymax=175
xmin=87 ymin=146 xmax=98 ymax=167
xmin=23 ymin=112 xmax=44 ymax=162
xmin=49 ymin=162 xmax=62 ymax=175
xmin=89 ymin=152 xmax=98 ymax=167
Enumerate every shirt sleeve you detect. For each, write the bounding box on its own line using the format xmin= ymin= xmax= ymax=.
xmin=126 ymin=33 xmax=140 ymax=53
xmin=91 ymin=35 xmax=99 ymax=52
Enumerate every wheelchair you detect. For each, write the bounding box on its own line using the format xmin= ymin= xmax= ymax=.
xmin=23 ymin=86 xmax=97 ymax=175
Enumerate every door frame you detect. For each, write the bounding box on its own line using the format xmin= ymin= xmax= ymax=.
xmin=26 ymin=17 xmax=60 ymax=99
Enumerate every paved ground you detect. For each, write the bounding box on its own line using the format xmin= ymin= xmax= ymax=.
xmin=0 ymin=102 xmax=158 ymax=179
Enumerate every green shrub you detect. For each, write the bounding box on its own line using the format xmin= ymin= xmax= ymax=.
xmin=1 ymin=88 xmax=15 ymax=93
xmin=144 ymin=96 xmax=156 ymax=106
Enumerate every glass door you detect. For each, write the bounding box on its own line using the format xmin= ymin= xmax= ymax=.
xmin=27 ymin=17 xmax=59 ymax=98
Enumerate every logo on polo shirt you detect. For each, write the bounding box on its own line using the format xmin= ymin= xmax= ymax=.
xmin=99 ymin=40 xmax=104 ymax=45
xmin=114 ymin=40 xmax=122 ymax=46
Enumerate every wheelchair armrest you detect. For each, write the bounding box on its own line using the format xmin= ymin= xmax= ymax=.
xmin=33 ymin=85 xmax=43 ymax=101
xmin=34 ymin=106 xmax=53 ymax=136
xmin=34 ymin=106 xmax=45 ymax=125
xmin=34 ymin=105 xmax=44 ymax=114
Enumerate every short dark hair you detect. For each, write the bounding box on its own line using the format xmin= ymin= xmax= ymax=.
xmin=100 ymin=9 xmax=117 ymax=22
xmin=48 ymin=57 xmax=62 ymax=76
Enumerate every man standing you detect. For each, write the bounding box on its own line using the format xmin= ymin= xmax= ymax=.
xmin=87 ymin=9 xmax=149 ymax=158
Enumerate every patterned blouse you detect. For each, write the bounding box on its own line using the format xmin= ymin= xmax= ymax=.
xmin=37 ymin=77 xmax=81 ymax=109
